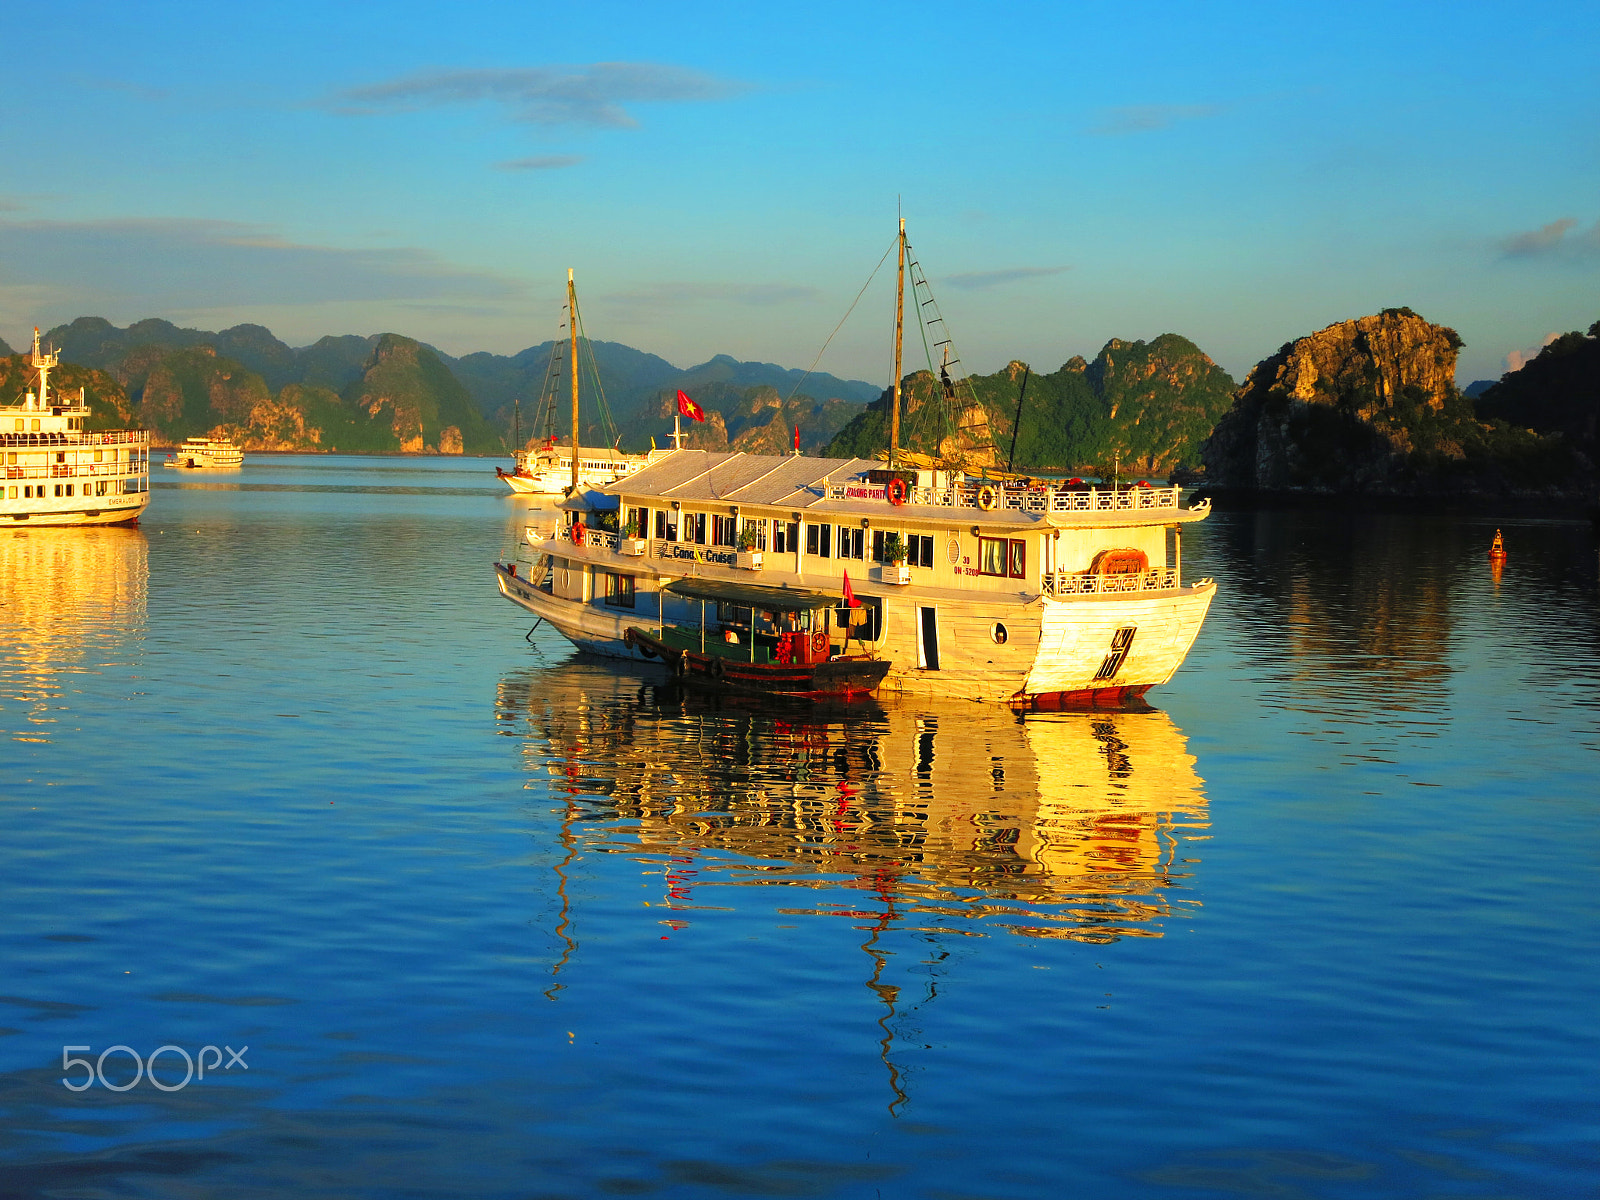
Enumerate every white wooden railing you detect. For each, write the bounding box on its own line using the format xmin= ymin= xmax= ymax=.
xmin=822 ymin=481 xmax=1187 ymax=513
xmin=1042 ymin=569 xmax=1196 ymax=596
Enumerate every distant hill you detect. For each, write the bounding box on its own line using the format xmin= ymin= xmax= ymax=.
xmin=827 ymin=333 xmax=1236 ymax=475
xmin=30 ymin=317 xmax=878 ymax=455
xmin=0 ymin=335 xmax=12 ymax=357
xmin=448 ymin=340 xmax=878 ymax=452
xmin=1202 ymin=309 xmax=1582 ymax=495
xmin=1463 ymin=380 xmax=1497 ymax=399
xmin=1474 ymin=322 xmax=1600 ymax=457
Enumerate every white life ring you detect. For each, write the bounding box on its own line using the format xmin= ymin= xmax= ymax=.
xmin=976 ymin=484 xmax=999 ymax=512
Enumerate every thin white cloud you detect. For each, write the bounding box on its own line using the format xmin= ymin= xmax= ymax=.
xmin=601 ymin=282 xmax=820 ymax=308
xmin=944 ymin=265 xmax=1071 ymax=291
xmin=0 ymin=217 xmax=522 ymax=309
xmin=1089 ymin=103 xmax=1222 ymax=135
xmin=1501 ymin=217 xmax=1600 ymax=258
xmin=325 ymin=63 xmax=746 ymax=129
xmin=495 ymin=155 xmax=585 ymax=171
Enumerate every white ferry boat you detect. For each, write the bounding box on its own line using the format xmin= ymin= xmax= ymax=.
xmin=164 ymin=435 xmax=243 ymax=470
xmin=497 ymin=270 xmax=646 ymax=495
xmin=495 ymin=451 xmax=1214 ymax=706
xmin=498 ymin=437 xmax=645 ymax=495
xmin=2 ymin=329 xmax=151 ymax=527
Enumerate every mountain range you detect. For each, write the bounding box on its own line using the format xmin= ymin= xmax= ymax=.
xmin=7 ymin=317 xmax=881 ymax=455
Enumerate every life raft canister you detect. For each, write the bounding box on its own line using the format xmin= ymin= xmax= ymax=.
xmin=1091 ymin=548 xmax=1149 ymax=575
xmin=886 ymin=477 xmax=908 ymax=506
xmin=976 ymin=483 xmax=999 ymax=512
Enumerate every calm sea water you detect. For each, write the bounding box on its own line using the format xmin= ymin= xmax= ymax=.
xmin=1 ymin=455 xmax=1595 ymax=1198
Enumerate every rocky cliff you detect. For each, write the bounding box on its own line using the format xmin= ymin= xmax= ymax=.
xmin=1202 ymin=309 xmax=1578 ymax=495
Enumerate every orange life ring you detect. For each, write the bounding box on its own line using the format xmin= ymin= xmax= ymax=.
xmin=810 ymin=630 xmax=827 ymax=657
xmin=886 ymin=477 xmax=907 ymax=506
xmin=571 ymin=520 xmax=586 ymax=545
xmin=976 ymin=484 xmax=999 ymax=512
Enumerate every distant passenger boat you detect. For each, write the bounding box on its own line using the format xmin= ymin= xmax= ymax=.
xmin=497 ymin=269 xmax=646 ymax=496
xmin=498 ymin=437 xmax=645 ymax=495
xmin=2 ymin=328 xmax=152 ymax=526
xmin=164 ymin=435 xmax=243 ymax=470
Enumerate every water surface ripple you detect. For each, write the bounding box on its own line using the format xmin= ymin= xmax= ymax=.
xmin=0 ymin=456 xmax=1594 ymax=1197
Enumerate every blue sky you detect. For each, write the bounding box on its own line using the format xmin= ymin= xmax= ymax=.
xmin=1 ymin=0 xmax=1596 ymax=386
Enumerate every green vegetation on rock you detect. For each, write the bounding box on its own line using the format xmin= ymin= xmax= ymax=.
xmin=827 ymin=334 xmax=1236 ymax=474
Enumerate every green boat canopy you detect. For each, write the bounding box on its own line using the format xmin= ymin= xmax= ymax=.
xmin=664 ymin=578 xmax=844 ymax=612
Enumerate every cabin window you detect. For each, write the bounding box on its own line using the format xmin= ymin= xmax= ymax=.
xmin=94 ymin=450 xmax=103 ymax=462
xmin=711 ymin=514 xmax=738 ymax=547
xmin=625 ymin=507 xmax=645 ymax=538
xmin=837 ymin=527 xmax=865 ymax=560
xmin=806 ymin=523 xmax=832 ymax=558
xmin=7 ymin=486 xmax=14 ymax=498
xmin=743 ymin=519 xmax=767 ymax=551
xmin=654 ymin=510 xmax=667 ymax=539
xmin=603 ymin=573 xmax=636 ymax=608
xmin=12 ymin=419 xmax=21 ymax=432
xmin=689 ymin=513 xmax=706 ymax=544
xmin=54 ymin=484 xmax=62 ymax=497
xmin=6 ymin=452 xmax=15 ymax=464
xmin=31 ymin=419 xmax=40 ymax=432
xmin=978 ymin=537 xmax=1026 ymax=579
xmin=908 ymin=534 xmax=935 ymax=569
xmin=56 ymin=452 xmax=65 ymax=463
xmin=773 ymin=520 xmax=798 ymax=553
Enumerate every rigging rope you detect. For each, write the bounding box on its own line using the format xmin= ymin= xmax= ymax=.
xmin=782 ymin=233 xmax=899 ymax=406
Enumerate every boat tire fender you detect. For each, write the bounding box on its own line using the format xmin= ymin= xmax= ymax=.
xmin=710 ymin=656 xmax=726 ymax=680
xmin=886 ymin=478 xmax=907 ymax=506
xmin=976 ymin=484 xmax=999 ymax=512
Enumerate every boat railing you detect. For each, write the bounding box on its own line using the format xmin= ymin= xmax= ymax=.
xmin=826 ymin=480 xmax=1184 ymax=513
xmin=5 ymin=461 xmax=151 ymax=480
xmin=583 ymin=528 xmax=620 ymax=552
xmin=1042 ymin=568 xmax=1199 ymax=596
xmin=1 ymin=430 xmax=150 ymax=448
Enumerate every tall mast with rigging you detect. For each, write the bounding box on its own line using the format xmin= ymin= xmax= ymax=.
xmin=890 ymin=218 xmax=905 ymax=470
xmin=568 ymin=269 xmax=579 ymax=493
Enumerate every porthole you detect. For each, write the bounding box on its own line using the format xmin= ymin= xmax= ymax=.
xmin=991 ymin=622 xmax=1008 ymax=645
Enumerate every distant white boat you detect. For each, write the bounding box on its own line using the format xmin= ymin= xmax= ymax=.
xmin=498 ymin=438 xmax=645 ymax=495
xmin=164 ymin=435 xmax=243 ymax=471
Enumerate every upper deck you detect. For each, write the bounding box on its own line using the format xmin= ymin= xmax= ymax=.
xmin=604 ymin=448 xmax=1207 ymax=530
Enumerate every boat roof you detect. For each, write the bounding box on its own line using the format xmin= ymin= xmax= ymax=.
xmin=607 ymin=450 xmax=879 ymax=508
xmin=664 ymin=577 xmax=843 ymax=612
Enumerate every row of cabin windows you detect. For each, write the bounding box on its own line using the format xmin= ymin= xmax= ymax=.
xmin=8 ymin=418 xmax=87 ymax=432
xmin=628 ymin=506 xmax=1021 ymax=575
xmin=10 ymin=483 xmax=107 ymax=498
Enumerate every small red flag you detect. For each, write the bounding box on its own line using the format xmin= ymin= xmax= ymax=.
xmin=842 ymin=569 xmax=860 ymax=608
xmin=676 ymin=389 xmax=705 ymax=422
xmin=794 ymin=424 xmax=800 ymax=451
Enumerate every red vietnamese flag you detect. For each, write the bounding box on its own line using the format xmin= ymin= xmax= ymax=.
xmin=794 ymin=424 xmax=800 ymax=451
xmin=676 ymin=389 xmax=705 ymax=422
xmin=842 ymin=569 xmax=861 ymax=608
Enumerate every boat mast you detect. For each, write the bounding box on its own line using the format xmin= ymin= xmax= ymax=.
xmin=568 ymin=269 xmax=579 ymax=493
xmin=31 ymin=327 xmax=56 ymax=409
xmin=890 ymin=218 xmax=905 ymax=469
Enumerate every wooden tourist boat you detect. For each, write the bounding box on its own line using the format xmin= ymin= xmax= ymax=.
xmin=495 ymin=228 xmax=1216 ymax=708
xmin=620 ymin=577 xmax=891 ymax=699
xmin=2 ymin=329 xmax=151 ymax=526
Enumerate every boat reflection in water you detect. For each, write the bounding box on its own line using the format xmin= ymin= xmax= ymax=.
xmin=0 ymin=526 xmax=148 ymax=740
xmin=496 ymin=662 xmax=1210 ymax=944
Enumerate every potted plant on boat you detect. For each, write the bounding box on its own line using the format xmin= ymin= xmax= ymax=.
xmin=876 ymin=532 xmax=911 ymax=585
xmin=735 ymin=525 xmax=763 ymax=571
xmin=619 ymin=516 xmax=648 ymax=556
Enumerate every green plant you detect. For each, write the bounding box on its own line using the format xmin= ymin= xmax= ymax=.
xmin=881 ymin=532 xmax=906 ymax=563
xmin=623 ymin=518 xmax=641 ymax=538
xmin=737 ymin=525 xmax=759 ymax=551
